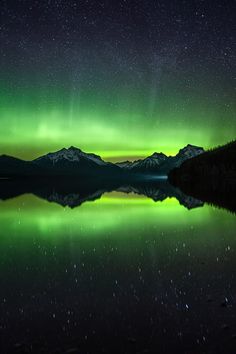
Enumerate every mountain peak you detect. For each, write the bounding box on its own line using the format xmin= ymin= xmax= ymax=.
xmin=34 ymin=146 xmax=108 ymax=167
xmin=178 ymin=144 xmax=204 ymax=158
xmin=188 ymin=144 xmax=201 ymax=149
xmin=68 ymin=146 xmax=81 ymax=152
xmin=149 ymin=152 xmax=167 ymax=159
xmin=181 ymin=144 xmax=204 ymax=150
xmin=115 ymin=144 xmax=205 ymax=173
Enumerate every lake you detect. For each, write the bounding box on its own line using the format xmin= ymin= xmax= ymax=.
xmin=1 ymin=189 xmax=236 ymax=353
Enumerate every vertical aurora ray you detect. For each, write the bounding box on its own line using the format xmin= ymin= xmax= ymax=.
xmin=0 ymin=78 xmax=235 ymax=160
xmin=0 ymin=1 xmax=235 ymax=159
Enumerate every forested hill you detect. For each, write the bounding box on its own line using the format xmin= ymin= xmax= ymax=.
xmin=169 ymin=140 xmax=236 ymax=213
xmin=169 ymin=140 xmax=236 ymax=180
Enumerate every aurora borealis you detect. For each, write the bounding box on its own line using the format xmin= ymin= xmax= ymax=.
xmin=0 ymin=0 xmax=235 ymax=160
xmin=1 ymin=2 xmax=236 ymax=351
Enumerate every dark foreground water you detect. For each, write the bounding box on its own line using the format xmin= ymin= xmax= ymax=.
xmin=1 ymin=191 xmax=236 ymax=353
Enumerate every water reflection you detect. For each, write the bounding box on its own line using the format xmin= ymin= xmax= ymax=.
xmin=0 ymin=178 xmax=203 ymax=210
xmin=0 ymin=180 xmax=236 ymax=353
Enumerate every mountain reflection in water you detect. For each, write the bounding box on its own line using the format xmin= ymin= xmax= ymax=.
xmin=1 ymin=177 xmax=236 ymax=353
xmin=0 ymin=178 xmax=204 ymax=210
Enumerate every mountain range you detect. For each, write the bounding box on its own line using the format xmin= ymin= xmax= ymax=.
xmin=0 ymin=144 xmax=204 ymax=178
xmin=116 ymin=144 xmax=204 ymax=173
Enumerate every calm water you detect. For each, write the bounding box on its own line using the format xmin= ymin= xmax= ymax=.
xmin=1 ymin=191 xmax=236 ymax=353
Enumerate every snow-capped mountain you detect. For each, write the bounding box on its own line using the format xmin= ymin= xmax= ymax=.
xmin=0 ymin=146 xmax=122 ymax=178
xmin=32 ymin=146 xmax=122 ymax=176
xmin=116 ymin=152 xmax=167 ymax=172
xmin=34 ymin=146 xmax=108 ymax=166
xmin=116 ymin=145 xmax=204 ymax=174
xmin=176 ymin=144 xmax=204 ymax=159
xmin=0 ymin=144 xmax=204 ymax=178
xmin=159 ymin=144 xmax=204 ymax=173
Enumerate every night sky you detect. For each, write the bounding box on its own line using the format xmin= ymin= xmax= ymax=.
xmin=0 ymin=0 xmax=235 ymax=161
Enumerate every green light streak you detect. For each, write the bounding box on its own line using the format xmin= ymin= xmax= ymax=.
xmin=0 ymin=79 xmax=235 ymax=160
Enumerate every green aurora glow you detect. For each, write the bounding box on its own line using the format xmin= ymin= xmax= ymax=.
xmin=1 ymin=76 xmax=235 ymax=161
xmin=0 ymin=0 xmax=235 ymax=162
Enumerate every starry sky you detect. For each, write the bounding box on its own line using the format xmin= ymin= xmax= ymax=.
xmin=0 ymin=0 xmax=235 ymax=161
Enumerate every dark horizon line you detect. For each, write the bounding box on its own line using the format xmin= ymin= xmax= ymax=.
xmin=0 ymin=143 xmax=205 ymax=162
xmin=0 ymin=139 xmax=235 ymax=165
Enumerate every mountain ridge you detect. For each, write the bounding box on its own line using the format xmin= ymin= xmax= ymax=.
xmin=115 ymin=144 xmax=204 ymax=173
xmin=0 ymin=144 xmax=204 ymax=178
